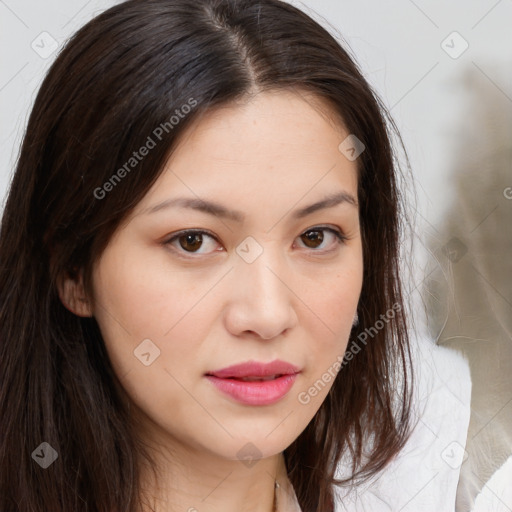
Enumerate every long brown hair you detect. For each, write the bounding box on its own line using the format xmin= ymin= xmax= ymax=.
xmin=0 ymin=1 xmax=414 ymax=510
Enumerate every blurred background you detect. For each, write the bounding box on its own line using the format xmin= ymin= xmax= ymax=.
xmin=1 ymin=1 xmax=511 ymax=510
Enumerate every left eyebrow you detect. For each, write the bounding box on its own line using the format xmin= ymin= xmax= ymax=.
xmin=290 ymin=191 xmax=358 ymax=219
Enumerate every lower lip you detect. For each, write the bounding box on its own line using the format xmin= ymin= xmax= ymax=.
xmin=205 ymin=374 xmax=298 ymax=405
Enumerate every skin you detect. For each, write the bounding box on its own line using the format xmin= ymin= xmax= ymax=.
xmin=59 ymin=89 xmax=363 ymax=512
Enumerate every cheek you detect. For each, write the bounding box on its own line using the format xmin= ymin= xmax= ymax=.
xmin=90 ymin=247 xmax=224 ymax=385
xmin=90 ymin=252 xmax=218 ymax=437
xmin=303 ymin=258 xmax=362 ymax=335
xmin=297 ymin=265 xmax=362 ymax=400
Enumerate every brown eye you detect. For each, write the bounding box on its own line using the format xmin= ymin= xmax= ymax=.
xmin=296 ymin=227 xmax=346 ymax=252
xmin=178 ymin=233 xmax=203 ymax=252
xmin=300 ymin=229 xmax=324 ymax=249
xmin=165 ymin=230 xmax=220 ymax=256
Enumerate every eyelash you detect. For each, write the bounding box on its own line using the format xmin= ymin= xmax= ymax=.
xmin=163 ymin=226 xmax=347 ymax=258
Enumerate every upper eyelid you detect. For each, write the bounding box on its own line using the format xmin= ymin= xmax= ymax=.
xmin=166 ymin=225 xmax=343 ymax=238
xmin=165 ymin=228 xmax=218 ymax=243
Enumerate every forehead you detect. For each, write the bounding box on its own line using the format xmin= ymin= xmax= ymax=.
xmin=176 ymin=89 xmax=347 ymax=156
xmin=132 ymin=90 xmax=359 ymax=219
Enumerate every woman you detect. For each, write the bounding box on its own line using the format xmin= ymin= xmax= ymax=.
xmin=0 ymin=1 xmax=416 ymax=510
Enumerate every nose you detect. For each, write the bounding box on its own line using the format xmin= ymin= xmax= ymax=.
xmin=223 ymin=247 xmax=298 ymax=340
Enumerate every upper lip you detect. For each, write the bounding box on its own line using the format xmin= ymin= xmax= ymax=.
xmin=206 ymin=360 xmax=300 ymax=379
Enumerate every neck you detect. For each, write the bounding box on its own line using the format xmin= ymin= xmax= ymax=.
xmin=134 ymin=415 xmax=288 ymax=512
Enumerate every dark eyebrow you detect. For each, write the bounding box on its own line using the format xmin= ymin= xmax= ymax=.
xmin=143 ymin=191 xmax=358 ymax=222
xmin=291 ymin=191 xmax=358 ymax=218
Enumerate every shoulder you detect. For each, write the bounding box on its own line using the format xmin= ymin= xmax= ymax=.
xmin=472 ymin=456 xmax=512 ymax=512
xmin=334 ymin=335 xmax=472 ymax=512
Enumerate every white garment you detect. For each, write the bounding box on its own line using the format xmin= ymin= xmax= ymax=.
xmin=471 ymin=456 xmax=512 ymax=512
xmin=333 ymin=335 xmax=473 ymax=512
xmin=277 ymin=475 xmax=303 ymax=511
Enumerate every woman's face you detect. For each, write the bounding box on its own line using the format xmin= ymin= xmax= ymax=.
xmin=89 ymin=90 xmax=363 ymax=463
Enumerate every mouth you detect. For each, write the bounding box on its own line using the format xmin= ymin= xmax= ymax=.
xmin=225 ymin=374 xmax=285 ymax=382
xmin=205 ymin=360 xmax=301 ymax=405
xmin=205 ymin=359 xmax=300 ymax=379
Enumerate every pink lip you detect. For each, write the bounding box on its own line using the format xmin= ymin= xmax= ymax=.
xmin=205 ymin=360 xmax=300 ymax=406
